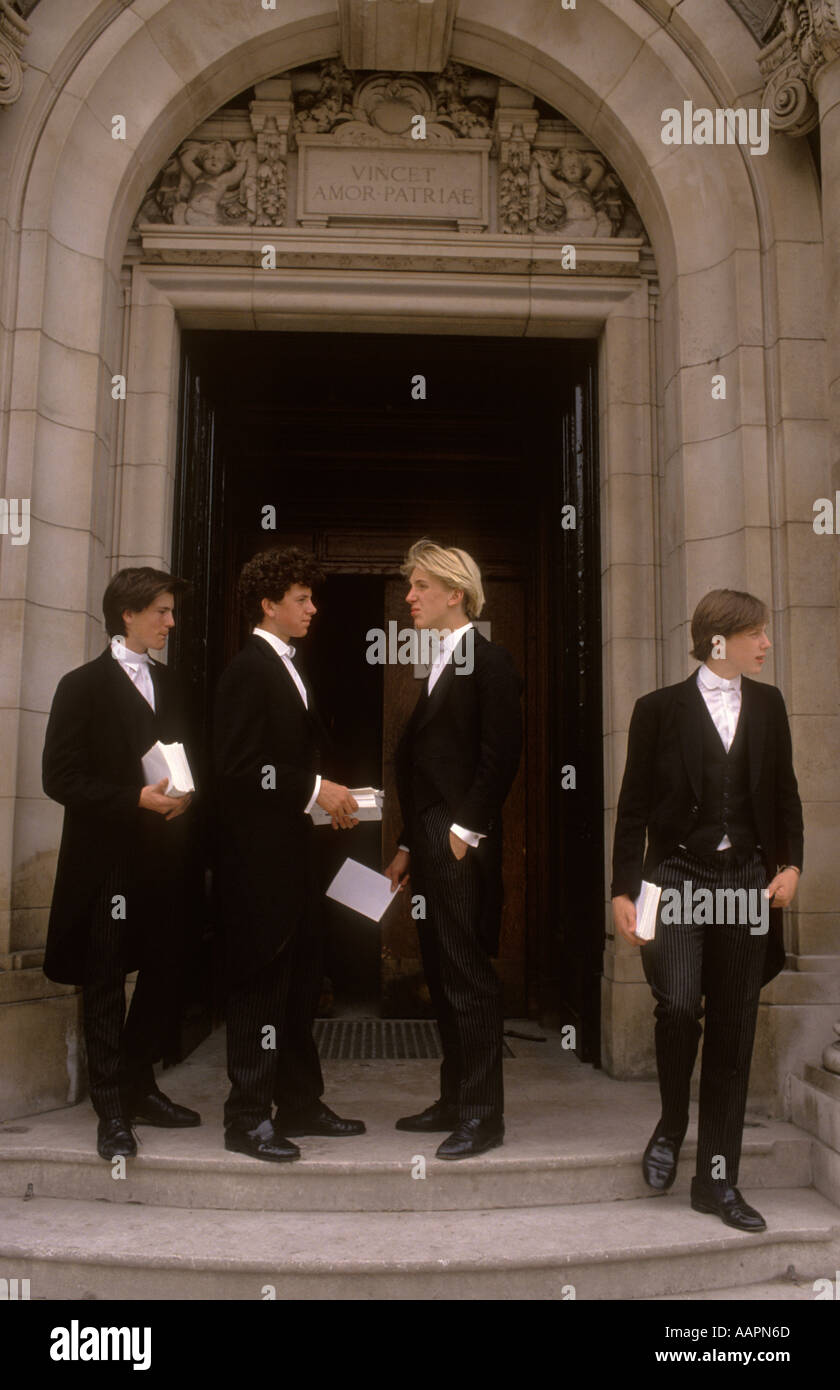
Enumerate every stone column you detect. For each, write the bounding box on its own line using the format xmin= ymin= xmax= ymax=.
xmin=760 ymin=0 xmax=840 ymax=1087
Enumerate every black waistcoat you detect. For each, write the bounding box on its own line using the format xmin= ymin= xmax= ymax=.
xmin=684 ymin=697 xmax=757 ymax=858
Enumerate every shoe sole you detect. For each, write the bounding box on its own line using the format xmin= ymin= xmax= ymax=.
xmin=131 ymin=1116 xmax=201 ymax=1128
xmin=224 ymin=1140 xmax=300 ymax=1163
xmin=690 ymin=1197 xmax=767 ymax=1231
xmin=98 ymin=1148 xmax=136 ymax=1160
xmin=395 ymin=1122 xmax=454 ymax=1132
xmin=436 ymin=1134 xmax=505 ymax=1161
xmin=642 ymin=1167 xmax=677 ymax=1191
xmin=280 ymin=1127 xmax=365 ymax=1137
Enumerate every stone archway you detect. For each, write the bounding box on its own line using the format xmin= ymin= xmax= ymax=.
xmin=0 ymin=0 xmax=834 ymax=1118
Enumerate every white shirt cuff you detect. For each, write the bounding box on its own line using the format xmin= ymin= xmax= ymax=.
xmin=450 ymin=823 xmax=483 ymax=847
xmin=304 ymin=775 xmax=321 ymax=814
xmin=398 ymin=843 xmax=410 ymax=853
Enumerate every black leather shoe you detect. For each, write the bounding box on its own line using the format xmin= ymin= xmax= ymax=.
xmin=642 ymin=1129 xmax=682 ymax=1191
xmin=131 ymin=1089 xmax=201 ymax=1128
xmin=225 ymin=1119 xmax=300 ymax=1163
xmin=274 ymin=1101 xmax=365 ymax=1137
xmin=436 ymin=1116 xmax=504 ymax=1160
xmin=97 ymin=1117 xmax=137 ymax=1160
xmin=690 ymin=1178 xmax=767 ymax=1232
xmin=395 ymin=1100 xmax=459 ymax=1133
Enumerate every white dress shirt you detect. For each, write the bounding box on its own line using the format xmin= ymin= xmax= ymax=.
xmin=110 ymin=635 xmax=155 ymax=711
xmin=253 ymin=627 xmax=320 ymax=813
xmin=696 ymin=662 xmax=743 ymax=849
xmin=400 ymin=621 xmax=482 ymax=852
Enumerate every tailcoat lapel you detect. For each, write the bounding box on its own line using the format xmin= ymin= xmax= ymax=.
xmin=97 ymin=648 xmax=151 ymax=753
xmin=416 ymin=659 xmax=456 ymax=732
xmin=676 ymin=672 xmax=704 ymax=803
xmin=249 ymin=633 xmax=317 ymax=723
xmin=741 ymin=676 xmax=766 ymax=793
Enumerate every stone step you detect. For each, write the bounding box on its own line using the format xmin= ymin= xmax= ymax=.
xmin=1 ymin=1188 xmax=838 ymax=1301
xmin=0 ymin=1117 xmax=813 ymax=1213
xmin=657 ymin=1278 xmax=825 ymax=1300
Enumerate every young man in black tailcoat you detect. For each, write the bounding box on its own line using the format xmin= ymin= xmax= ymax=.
xmin=611 ymin=589 xmax=803 ymax=1230
xmin=43 ymin=568 xmax=200 ymax=1160
xmin=213 ymin=547 xmax=365 ymax=1164
xmin=385 ymin=539 xmax=522 ymax=1160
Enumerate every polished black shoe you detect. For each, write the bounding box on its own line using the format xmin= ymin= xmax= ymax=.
xmin=97 ymin=1117 xmax=137 ymax=1161
xmin=273 ymin=1101 xmax=365 ymax=1138
xmin=436 ymin=1116 xmax=504 ymax=1160
xmin=642 ymin=1129 xmax=682 ymax=1191
xmin=224 ymin=1118 xmax=300 ymax=1164
xmin=395 ymin=1100 xmax=459 ymax=1133
xmin=130 ymin=1088 xmax=201 ymax=1128
xmin=690 ymin=1178 xmax=767 ymax=1232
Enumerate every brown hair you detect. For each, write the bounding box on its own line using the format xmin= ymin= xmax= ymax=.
xmin=103 ymin=568 xmax=187 ymax=638
xmin=690 ymin=588 xmax=769 ymax=661
xmin=238 ymin=546 xmax=324 ymax=627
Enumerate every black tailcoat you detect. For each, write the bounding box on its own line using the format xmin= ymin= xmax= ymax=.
xmin=42 ymin=648 xmax=189 ymax=985
xmin=394 ymin=628 xmax=523 ymax=954
xmin=610 ymin=671 xmax=804 ymax=983
xmin=212 ymin=634 xmax=329 ymax=985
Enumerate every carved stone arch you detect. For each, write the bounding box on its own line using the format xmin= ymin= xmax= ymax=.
xmin=132 ymin=57 xmax=647 ymax=240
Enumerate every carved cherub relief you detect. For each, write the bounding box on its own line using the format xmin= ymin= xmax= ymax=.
xmin=173 ymin=140 xmax=256 ymax=225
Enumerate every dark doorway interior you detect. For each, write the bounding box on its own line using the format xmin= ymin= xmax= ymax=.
xmin=307 ymin=574 xmax=384 ymax=1011
xmin=172 ymin=331 xmax=604 ymax=1062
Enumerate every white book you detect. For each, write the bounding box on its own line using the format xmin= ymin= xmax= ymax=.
xmin=309 ymin=786 xmax=383 ymax=826
xmin=325 ymin=857 xmax=397 ymax=923
xmin=633 ymin=880 xmax=662 ymax=941
xmin=141 ymin=740 xmax=195 ymax=798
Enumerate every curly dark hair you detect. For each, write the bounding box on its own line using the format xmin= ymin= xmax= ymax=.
xmin=238 ymin=546 xmax=325 ymax=627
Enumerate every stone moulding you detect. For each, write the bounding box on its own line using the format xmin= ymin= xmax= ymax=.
xmin=338 ymin=0 xmax=457 ymax=73
xmin=135 ymin=59 xmax=646 ymax=243
xmin=134 ymin=226 xmax=647 ymax=278
xmin=0 ymin=0 xmax=29 ymax=110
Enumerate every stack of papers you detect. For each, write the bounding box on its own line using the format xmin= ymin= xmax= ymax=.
xmin=633 ymin=880 xmax=662 ymax=941
xmin=310 ymin=787 xmax=383 ymax=826
xmin=142 ymin=741 xmax=195 ymax=798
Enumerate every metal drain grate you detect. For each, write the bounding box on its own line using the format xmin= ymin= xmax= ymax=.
xmin=314 ymin=1019 xmax=514 ymax=1060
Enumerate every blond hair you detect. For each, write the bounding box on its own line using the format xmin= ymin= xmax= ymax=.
xmin=400 ymin=538 xmax=485 ymax=620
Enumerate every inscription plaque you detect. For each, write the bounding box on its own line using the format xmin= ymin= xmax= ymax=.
xmin=297 ymin=137 xmax=490 ymax=229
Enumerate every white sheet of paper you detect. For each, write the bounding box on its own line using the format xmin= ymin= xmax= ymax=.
xmin=326 ymin=858 xmax=398 ymax=923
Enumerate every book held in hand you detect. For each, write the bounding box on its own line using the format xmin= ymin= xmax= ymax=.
xmin=141 ymin=741 xmax=195 ymax=799
xmin=633 ymin=879 xmax=662 ymax=941
xmin=309 ymin=787 xmax=384 ymax=826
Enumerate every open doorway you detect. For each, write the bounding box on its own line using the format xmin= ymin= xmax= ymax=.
xmin=173 ymin=330 xmax=604 ymax=1060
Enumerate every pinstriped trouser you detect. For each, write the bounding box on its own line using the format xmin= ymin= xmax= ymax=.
xmin=224 ymin=913 xmax=325 ymax=1132
xmin=82 ymin=859 xmax=164 ymax=1120
xmin=410 ymin=801 xmax=504 ymax=1119
xmin=640 ymin=844 xmax=768 ymax=1186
